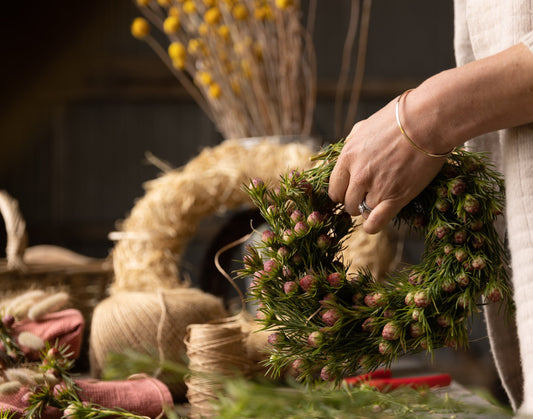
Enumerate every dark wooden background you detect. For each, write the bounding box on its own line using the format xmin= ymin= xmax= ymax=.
xmin=0 ymin=0 xmax=454 ymax=258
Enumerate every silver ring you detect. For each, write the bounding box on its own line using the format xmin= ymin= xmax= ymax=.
xmin=358 ymin=199 xmax=373 ymax=214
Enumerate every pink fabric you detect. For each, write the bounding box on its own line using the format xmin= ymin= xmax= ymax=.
xmin=0 ymin=376 xmax=173 ymax=418
xmin=11 ymin=309 xmax=84 ymax=360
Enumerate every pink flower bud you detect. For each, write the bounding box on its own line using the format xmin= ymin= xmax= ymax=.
xmin=435 ymin=199 xmax=451 ymax=212
xmin=456 ymin=272 xmax=469 ymax=287
xmin=299 ymin=274 xmax=316 ymax=292
xmin=464 ymin=194 xmax=480 ymax=214
xmin=267 ymin=332 xmax=281 ymax=345
xmin=282 ymin=229 xmax=294 ymax=244
xmin=314 ymin=235 xmax=331 ymax=251
xmin=277 ymin=247 xmax=290 ymax=258
xmin=443 ymin=244 xmax=453 ymax=255
xmin=379 ymin=340 xmax=393 ymax=355
xmin=263 ymin=259 xmax=278 ymax=273
xmin=435 ymin=226 xmax=449 ymax=239
xmin=326 ymin=272 xmax=342 ymax=288
xmin=267 ymin=205 xmax=278 ymax=216
xmin=2 ymin=314 xmax=14 ymax=328
xmin=292 ymin=358 xmax=304 ymax=373
xmin=382 ymin=322 xmax=400 ymax=340
xmin=414 ymin=291 xmax=430 ymax=308
xmin=470 ymin=219 xmax=483 ymax=231
xmin=307 ymin=211 xmax=324 ymax=226
xmin=404 ymin=292 xmax=415 ymax=306
xmin=320 ymin=365 xmax=334 ymax=381
xmin=262 ymin=229 xmax=276 ymax=244
xmin=453 ymin=230 xmax=467 ymax=244
xmin=441 ymin=278 xmax=456 ymax=292
xmin=471 ymin=256 xmax=486 ymax=270
xmin=411 ymin=309 xmax=421 ymax=321
xmin=290 ymin=210 xmax=304 ymax=223
xmin=484 ymin=286 xmax=502 ymax=303
xmin=455 ymin=249 xmax=468 ymax=262
xmin=382 ymin=309 xmax=395 ymax=319
xmin=364 ymin=293 xmax=384 ymax=308
xmin=307 ymin=331 xmax=323 ymax=348
xmin=449 ymin=178 xmax=467 ymax=196
xmin=409 ymin=322 xmax=424 ymax=338
xmin=283 ymin=281 xmax=298 ymax=294
xmin=437 ymin=315 xmax=451 ymax=328
xmin=321 ymin=309 xmax=341 ymax=327
xmin=282 ymin=265 xmax=293 ymax=278
xmin=250 ymin=178 xmax=264 ymax=189
xmin=294 ymin=221 xmax=309 ymax=235
xmin=362 ymin=317 xmax=376 ymax=332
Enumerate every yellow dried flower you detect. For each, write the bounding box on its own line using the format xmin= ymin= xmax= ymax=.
xmin=168 ymin=41 xmax=186 ymax=59
xmin=253 ymin=42 xmax=263 ymax=61
xmin=204 ymin=7 xmax=222 ymax=25
xmin=203 ymin=0 xmax=217 ymax=5
xmin=169 ymin=6 xmax=180 ymax=16
xmin=198 ymin=23 xmax=209 ymax=36
xmin=275 ymin=0 xmax=293 ymax=9
xmin=131 ymin=17 xmax=150 ymax=39
xmin=157 ymin=0 xmax=172 ymax=5
xmin=232 ymin=3 xmax=248 ymax=20
xmin=254 ymin=5 xmax=273 ymax=20
xmin=208 ymin=83 xmax=222 ymax=99
xmin=231 ymin=79 xmax=241 ymax=95
xmin=188 ymin=38 xmax=205 ymax=55
xmin=137 ymin=0 xmax=152 ymax=6
xmin=196 ymin=71 xmax=213 ymax=86
xmin=183 ymin=0 xmax=197 ymax=13
xmin=241 ymin=59 xmax=251 ymax=78
xmin=218 ymin=25 xmax=230 ymax=41
xmin=172 ymin=57 xmax=186 ymax=70
xmin=163 ymin=16 xmax=181 ymax=34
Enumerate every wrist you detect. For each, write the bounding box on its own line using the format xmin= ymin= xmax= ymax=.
xmin=400 ymin=76 xmax=469 ymax=155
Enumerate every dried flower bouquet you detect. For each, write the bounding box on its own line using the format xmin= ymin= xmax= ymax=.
xmin=131 ymin=0 xmax=316 ymax=139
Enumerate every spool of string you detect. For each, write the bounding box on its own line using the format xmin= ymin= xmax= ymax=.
xmin=89 ymin=288 xmax=227 ymax=400
xmin=185 ymin=321 xmax=253 ymax=418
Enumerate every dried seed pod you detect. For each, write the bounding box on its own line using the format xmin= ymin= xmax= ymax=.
xmin=28 ymin=292 xmax=70 ymax=321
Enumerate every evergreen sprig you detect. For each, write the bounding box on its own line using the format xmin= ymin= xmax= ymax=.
xmin=237 ymin=140 xmax=512 ymax=384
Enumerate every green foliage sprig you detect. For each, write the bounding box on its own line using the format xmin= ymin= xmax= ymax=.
xmin=238 ymin=140 xmax=512 ymax=384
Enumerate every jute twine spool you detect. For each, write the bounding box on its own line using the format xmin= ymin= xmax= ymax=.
xmin=185 ymin=320 xmax=253 ymax=419
xmin=89 ymin=288 xmax=227 ymax=400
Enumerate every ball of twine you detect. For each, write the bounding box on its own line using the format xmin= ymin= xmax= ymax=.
xmin=185 ymin=320 xmax=253 ymax=419
xmin=89 ymin=288 xmax=227 ymax=399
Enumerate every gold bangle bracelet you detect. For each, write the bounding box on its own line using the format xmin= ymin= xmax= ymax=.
xmin=395 ymin=89 xmax=455 ymax=158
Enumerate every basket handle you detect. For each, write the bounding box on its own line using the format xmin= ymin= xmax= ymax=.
xmin=0 ymin=190 xmax=28 ymax=270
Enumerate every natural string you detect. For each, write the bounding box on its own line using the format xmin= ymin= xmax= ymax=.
xmin=214 ymin=231 xmax=254 ymax=313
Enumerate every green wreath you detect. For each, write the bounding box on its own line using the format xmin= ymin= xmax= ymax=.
xmin=238 ymin=140 xmax=512 ymax=384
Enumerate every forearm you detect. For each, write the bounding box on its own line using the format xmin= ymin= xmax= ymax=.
xmin=403 ymin=43 xmax=533 ymax=153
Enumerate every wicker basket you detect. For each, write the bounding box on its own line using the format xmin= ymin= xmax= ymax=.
xmin=0 ymin=190 xmax=113 ymax=328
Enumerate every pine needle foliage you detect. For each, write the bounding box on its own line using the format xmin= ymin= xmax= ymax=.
xmin=237 ymin=140 xmax=512 ymax=384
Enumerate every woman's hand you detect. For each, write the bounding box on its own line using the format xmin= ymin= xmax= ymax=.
xmin=328 ymin=94 xmax=448 ymax=234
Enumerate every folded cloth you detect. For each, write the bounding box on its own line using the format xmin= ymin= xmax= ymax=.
xmin=0 ymin=375 xmax=173 ymax=418
xmin=11 ymin=309 xmax=84 ymax=360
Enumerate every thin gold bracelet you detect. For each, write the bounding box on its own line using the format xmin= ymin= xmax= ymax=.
xmin=395 ymin=89 xmax=455 ymax=158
